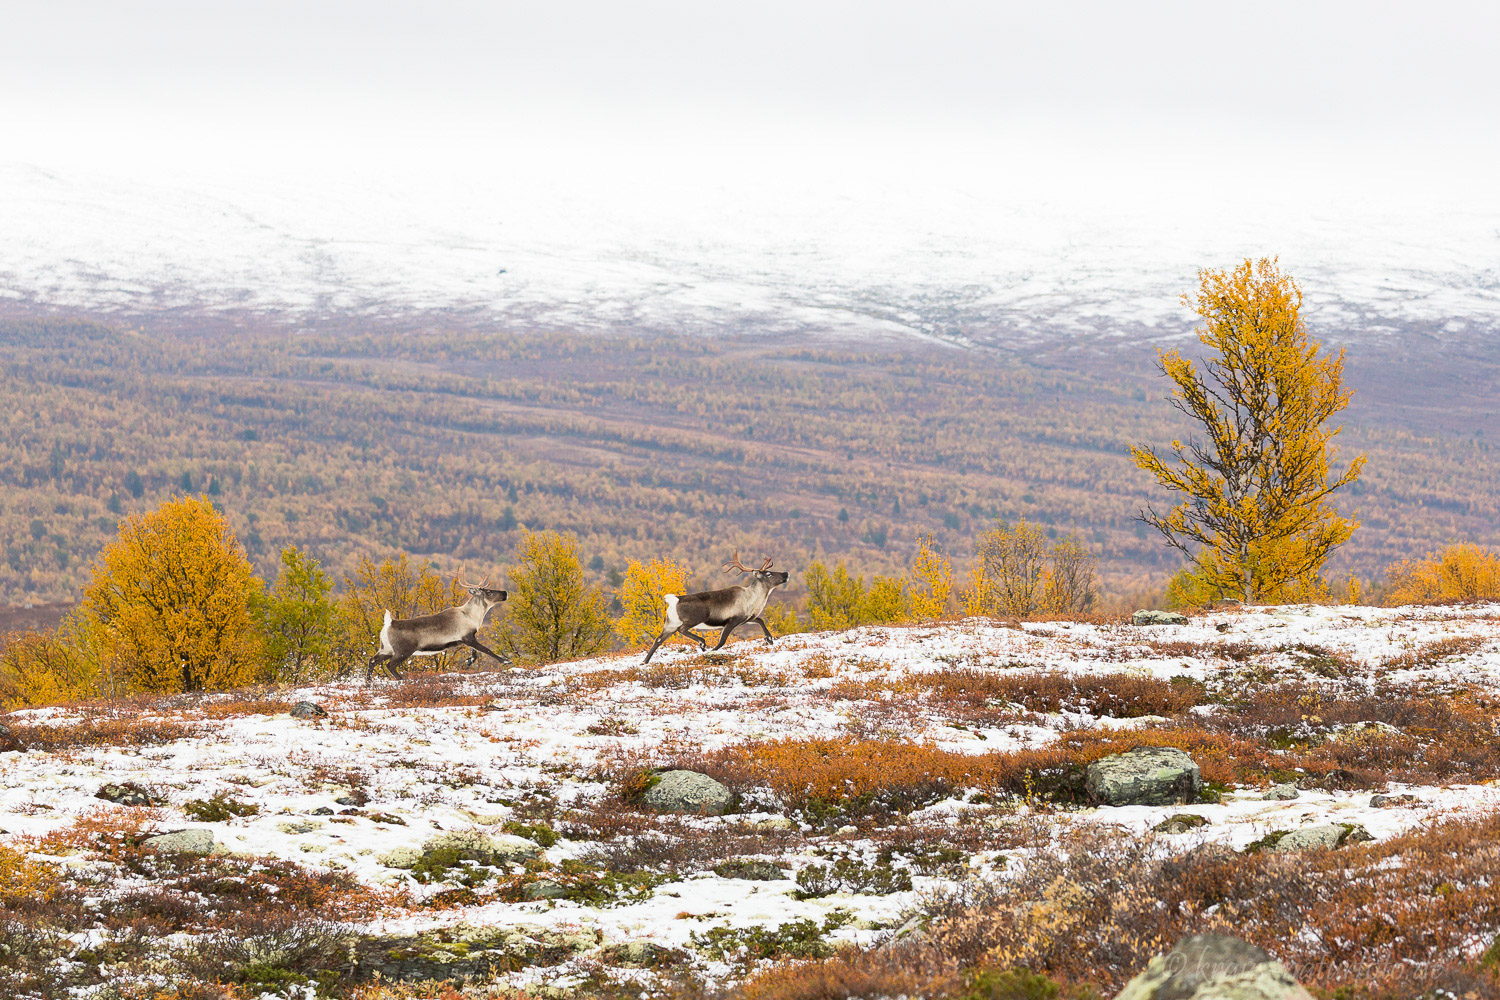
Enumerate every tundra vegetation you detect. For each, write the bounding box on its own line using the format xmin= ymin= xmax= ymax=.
xmin=3 ymin=263 xmax=1500 ymax=997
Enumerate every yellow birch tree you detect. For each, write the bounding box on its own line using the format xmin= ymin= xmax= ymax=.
xmin=78 ymin=495 xmax=262 ymax=692
xmin=1131 ymin=258 xmax=1365 ymax=602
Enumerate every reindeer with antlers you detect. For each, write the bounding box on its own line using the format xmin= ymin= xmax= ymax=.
xmin=366 ymin=573 xmax=512 ymax=681
xmin=641 ymin=550 xmax=791 ymax=664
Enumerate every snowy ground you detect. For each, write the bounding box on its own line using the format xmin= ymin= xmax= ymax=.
xmin=3 ymin=602 xmax=1499 ymax=994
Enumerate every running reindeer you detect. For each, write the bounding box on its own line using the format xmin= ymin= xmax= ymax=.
xmin=366 ymin=574 xmax=512 ymax=681
xmin=642 ymin=550 xmax=791 ymax=664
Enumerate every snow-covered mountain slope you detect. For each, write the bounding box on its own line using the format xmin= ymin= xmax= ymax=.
xmin=3 ymin=604 xmax=1499 ymax=994
xmin=4 ymin=156 xmax=1497 ymax=348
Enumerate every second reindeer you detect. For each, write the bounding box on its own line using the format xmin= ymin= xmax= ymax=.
xmin=642 ymin=550 xmax=791 ymax=664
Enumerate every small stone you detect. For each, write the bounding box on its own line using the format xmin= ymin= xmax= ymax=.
xmin=334 ymin=791 xmax=368 ymax=806
xmin=142 ymin=828 xmax=216 ymax=855
xmin=713 ymin=860 xmax=785 ymax=881
xmin=638 ymin=770 xmax=733 ymax=815
xmin=1262 ymin=782 xmax=1299 ymax=800
xmin=1086 ymin=747 xmax=1202 ymax=806
xmin=278 ymin=819 xmax=322 ymax=834
xmin=522 ymin=879 xmax=570 ymax=900
xmin=311 ymin=806 xmax=334 ymax=816
xmin=1370 ymin=793 xmax=1417 ymax=808
xmin=1153 ymin=813 xmax=1209 ymax=835
xmin=1132 ymin=609 xmax=1189 ymax=626
xmin=289 ymin=701 xmax=327 ymax=719
xmin=754 ymin=816 xmax=795 ymax=831
xmin=95 ymin=782 xmax=162 ymax=807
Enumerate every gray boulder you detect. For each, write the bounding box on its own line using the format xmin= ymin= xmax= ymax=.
xmin=1114 ymin=934 xmax=1313 ymax=1000
xmin=142 ymin=828 xmax=216 ymax=854
xmin=289 ymin=701 xmax=328 ymax=719
xmin=1268 ymin=823 xmax=1372 ymax=852
xmin=96 ymin=782 xmax=162 ymax=807
xmin=639 ymin=769 xmax=732 ymax=815
xmin=1261 ymin=783 xmax=1299 ymax=800
xmin=1087 ymin=747 xmax=1202 ymax=806
xmin=522 ymin=879 xmax=570 ymax=900
xmin=1133 ymin=609 xmax=1190 ymax=626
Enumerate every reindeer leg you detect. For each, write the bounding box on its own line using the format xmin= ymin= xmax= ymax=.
xmin=711 ymin=619 xmax=746 ymax=650
xmin=366 ymin=653 xmax=389 ymax=683
xmin=643 ymin=630 xmax=671 ymax=665
xmin=465 ymin=637 xmax=513 ymax=667
xmin=679 ymin=627 xmax=709 ymax=649
xmin=750 ymin=616 xmax=776 ymax=645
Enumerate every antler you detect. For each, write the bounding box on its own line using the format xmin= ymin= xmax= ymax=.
xmin=458 ymin=572 xmax=491 ymax=591
xmin=723 ymin=549 xmax=773 ymax=574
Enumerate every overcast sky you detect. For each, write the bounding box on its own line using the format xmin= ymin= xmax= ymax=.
xmin=3 ymin=1 xmax=1496 ymax=177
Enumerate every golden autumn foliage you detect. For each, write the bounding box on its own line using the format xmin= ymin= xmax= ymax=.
xmin=965 ymin=520 xmax=1096 ymax=616
xmin=78 ymin=495 xmax=263 ymax=693
xmin=1131 ymin=258 xmax=1366 ymax=602
xmin=904 ymin=533 xmax=954 ymax=621
xmin=1385 ymin=542 xmax=1500 ymax=605
xmin=0 ymin=627 xmax=97 ymax=709
xmin=501 ymin=530 xmax=612 ymax=664
xmin=615 ymin=557 xmax=689 ymax=648
xmin=0 ymin=845 xmax=59 ymax=906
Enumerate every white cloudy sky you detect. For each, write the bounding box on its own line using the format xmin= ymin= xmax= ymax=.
xmin=0 ymin=2 xmax=1496 ymax=337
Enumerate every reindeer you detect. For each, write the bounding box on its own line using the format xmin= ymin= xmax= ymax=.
xmin=366 ymin=574 xmax=512 ymax=681
xmin=642 ymin=550 xmax=790 ymax=664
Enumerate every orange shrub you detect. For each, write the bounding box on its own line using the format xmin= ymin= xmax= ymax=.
xmin=1385 ymin=542 xmax=1500 ymax=604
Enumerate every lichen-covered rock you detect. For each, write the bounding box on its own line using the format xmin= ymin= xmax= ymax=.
xmin=522 ymin=879 xmax=570 ymax=900
xmin=95 ymin=782 xmax=162 ymax=807
xmin=1153 ymin=813 xmax=1209 ymax=835
xmin=142 ymin=828 xmax=216 ymax=854
xmin=289 ymin=700 xmax=328 ymax=719
xmin=1269 ymin=823 xmax=1373 ymax=852
xmin=713 ymin=859 xmax=785 ymax=881
xmin=389 ymin=830 xmax=542 ymax=873
xmin=1114 ymin=934 xmax=1314 ymax=1000
xmin=1132 ymin=609 xmax=1189 ymax=626
xmin=1086 ymin=747 xmax=1202 ymax=806
xmin=355 ymin=923 xmax=600 ymax=983
xmin=639 ymin=769 xmax=732 ymax=815
xmin=1261 ymin=783 xmax=1299 ymax=800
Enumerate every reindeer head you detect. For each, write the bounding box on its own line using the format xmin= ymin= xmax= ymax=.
xmin=723 ymin=549 xmax=790 ymax=589
xmin=459 ymin=573 xmax=509 ymax=615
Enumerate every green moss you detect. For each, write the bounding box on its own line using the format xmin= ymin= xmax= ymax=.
xmin=502 ymin=820 xmax=559 ymax=849
xmin=1242 ymin=830 xmax=1290 ymax=853
xmin=182 ymin=792 xmax=259 ymax=822
xmin=691 ymin=912 xmax=853 ymax=964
